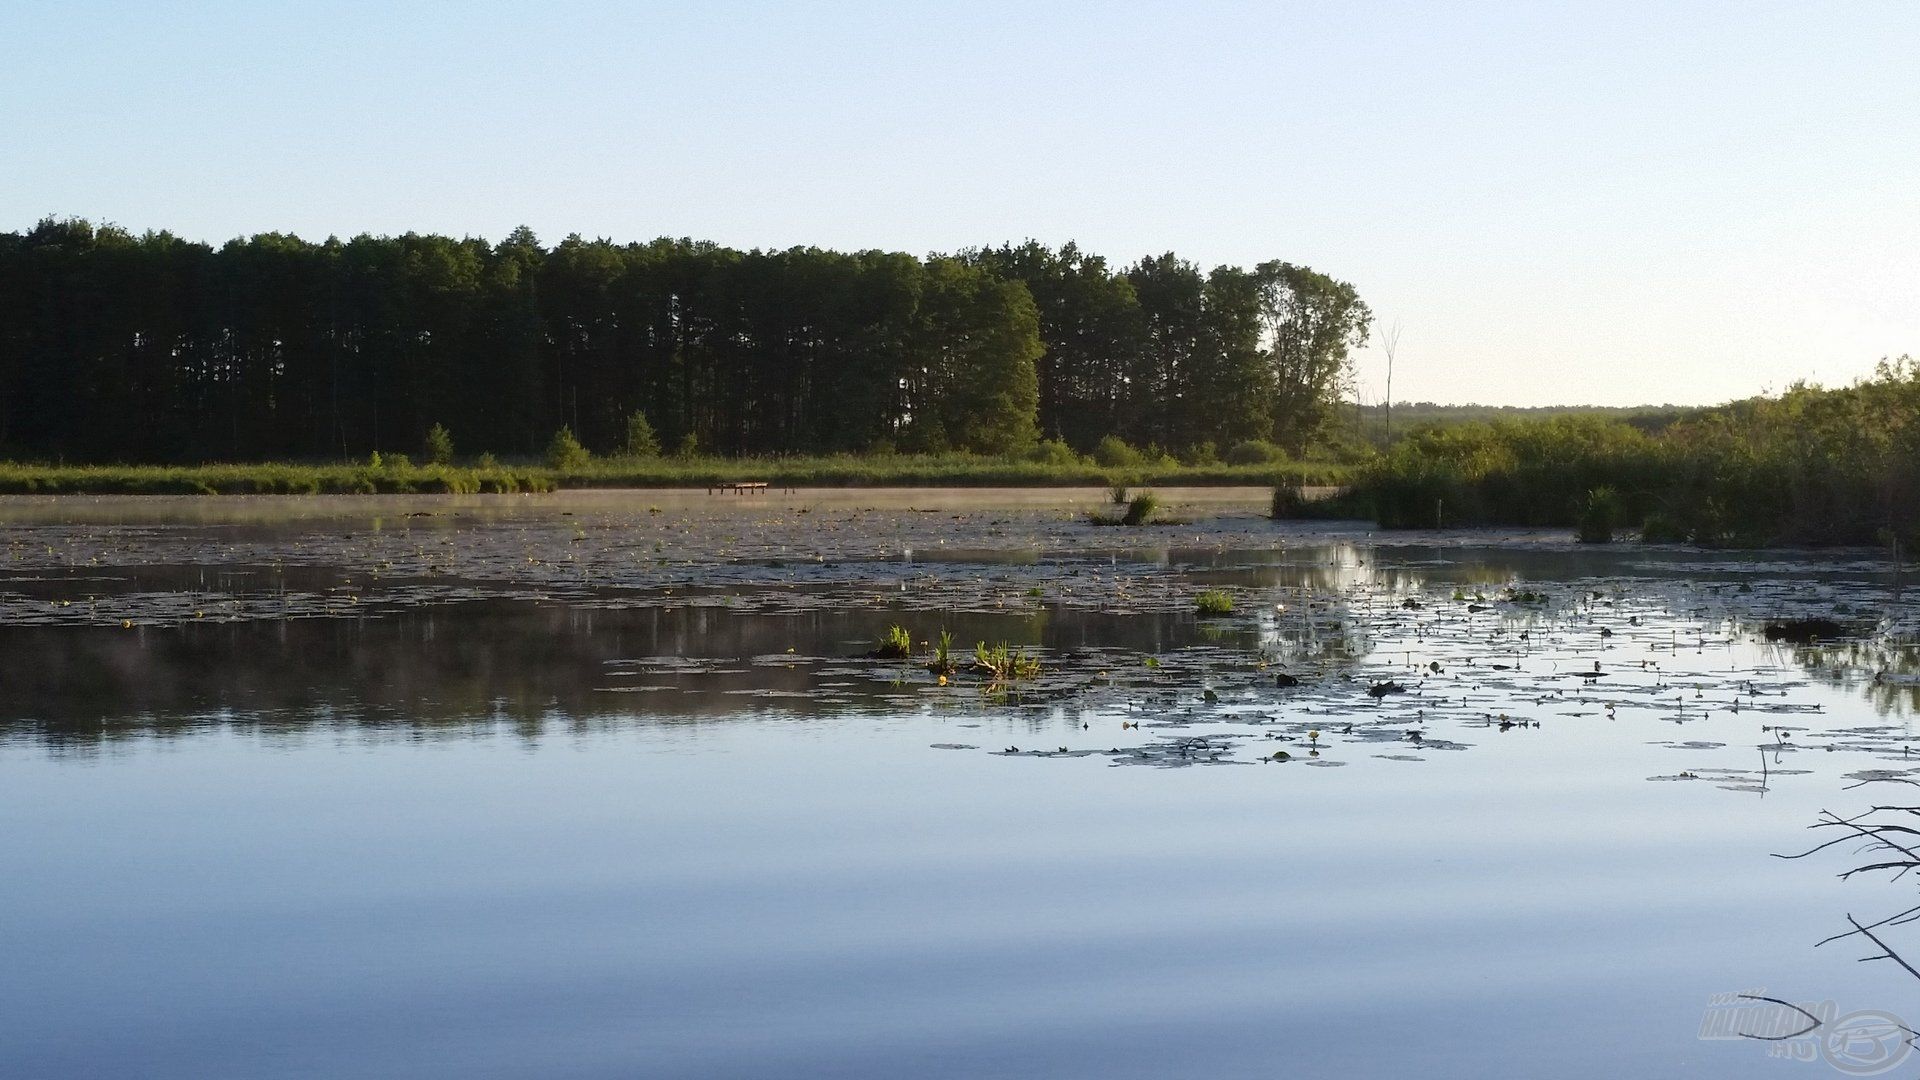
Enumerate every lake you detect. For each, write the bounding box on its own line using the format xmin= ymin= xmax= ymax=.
xmin=3 ymin=489 xmax=1917 ymax=1078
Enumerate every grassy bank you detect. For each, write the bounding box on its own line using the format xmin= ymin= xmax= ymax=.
xmin=0 ymin=453 xmax=1347 ymax=496
xmin=1301 ymin=358 xmax=1920 ymax=547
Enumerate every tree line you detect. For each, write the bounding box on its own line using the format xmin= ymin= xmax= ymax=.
xmin=0 ymin=219 xmax=1369 ymax=464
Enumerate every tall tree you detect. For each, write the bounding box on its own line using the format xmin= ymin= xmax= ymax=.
xmin=1255 ymin=261 xmax=1372 ymax=454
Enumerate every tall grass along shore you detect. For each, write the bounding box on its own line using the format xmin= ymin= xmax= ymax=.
xmin=0 ymin=452 xmax=1345 ymax=496
xmin=1299 ymin=357 xmax=1920 ymax=548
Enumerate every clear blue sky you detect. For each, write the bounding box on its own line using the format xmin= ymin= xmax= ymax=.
xmin=4 ymin=1 xmax=1915 ymax=406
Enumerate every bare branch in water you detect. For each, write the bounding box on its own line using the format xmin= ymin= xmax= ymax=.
xmin=1734 ymin=994 xmax=1822 ymax=1041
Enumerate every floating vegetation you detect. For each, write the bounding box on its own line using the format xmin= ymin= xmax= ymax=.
xmin=1764 ymin=618 xmax=1847 ymax=644
xmin=974 ymin=641 xmax=1041 ymax=682
xmin=5 ymin=492 xmax=1918 ymax=805
xmin=927 ymin=629 xmax=957 ymax=675
xmin=1195 ymin=589 xmax=1234 ymax=616
xmin=874 ymin=623 xmax=913 ymax=659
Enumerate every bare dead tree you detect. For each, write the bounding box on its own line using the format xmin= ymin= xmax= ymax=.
xmin=1779 ymin=789 xmax=1920 ymax=977
xmin=1376 ymin=321 xmax=1401 ymax=448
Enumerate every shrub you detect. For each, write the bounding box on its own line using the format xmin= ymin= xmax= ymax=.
xmin=1227 ymin=439 xmax=1284 ymax=465
xmin=1196 ymin=589 xmax=1234 ymax=616
xmin=1108 ymin=482 xmax=1130 ymax=505
xmin=1639 ymin=513 xmax=1688 ymax=544
xmin=1270 ymin=483 xmax=1307 ymax=519
xmin=1577 ymin=486 xmax=1619 ymax=544
xmin=674 ymin=432 xmax=700 ymax=459
xmin=424 ymin=423 xmax=455 ymax=465
xmin=622 ymin=411 xmax=661 ymax=457
xmin=383 ymin=452 xmax=413 ymax=471
xmin=1183 ymin=440 xmax=1220 ymax=466
xmin=1139 ymin=443 xmax=1179 ymax=468
xmin=1121 ymin=491 xmax=1159 ymax=526
xmin=546 ymin=426 xmax=590 ymax=470
xmin=1026 ymin=438 xmax=1079 ymax=465
xmin=1092 ymin=435 xmax=1143 ymax=468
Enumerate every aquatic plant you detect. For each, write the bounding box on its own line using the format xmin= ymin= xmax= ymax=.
xmin=927 ymin=630 xmax=957 ymax=675
xmin=1195 ymin=589 xmax=1234 ymax=616
xmin=875 ymin=624 xmax=913 ymax=659
xmin=1109 ymin=482 xmax=1130 ymax=504
xmin=1121 ymin=492 xmax=1159 ymax=526
xmin=974 ymin=641 xmax=1041 ymax=681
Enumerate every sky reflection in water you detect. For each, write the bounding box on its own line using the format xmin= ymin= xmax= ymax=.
xmin=2 ymin=499 xmax=1917 ymax=1078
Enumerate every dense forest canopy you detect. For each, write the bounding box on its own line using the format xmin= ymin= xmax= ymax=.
xmin=0 ymin=220 xmax=1370 ymax=464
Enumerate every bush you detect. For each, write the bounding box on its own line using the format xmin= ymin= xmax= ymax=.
xmin=1227 ymin=439 xmax=1284 ymax=465
xmin=424 ymin=423 xmax=454 ymax=465
xmin=1577 ymin=486 xmax=1619 ymax=544
xmin=1639 ymin=513 xmax=1688 ymax=544
xmin=1026 ymin=438 xmax=1079 ymax=466
xmin=546 ymin=426 xmax=590 ymax=470
xmin=674 ymin=432 xmax=700 ymax=459
xmin=1121 ymin=491 xmax=1159 ymax=526
xmin=622 ymin=411 xmax=662 ymax=458
xmin=1183 ymin=441 xmax=1219 ymax=466
xmin=1092 ymin=435 xmax=1143 ymax=468
xmin=1270 ymin=483 xmax=1306 ymax=519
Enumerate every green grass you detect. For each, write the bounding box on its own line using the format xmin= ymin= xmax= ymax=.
xmin=0 ymin=453 xmax=1348 ymax=496
xmin=875 ymin=624 xmax=913 ymax=659
xmin=973 ymin=640 xmax=1042 ymax=681
xmin=1195 ymin=589 xmax=1234 ymax=616
xmin=0 ymin=460 xmax=556 ymax=496
xmin=1120 ymin=492 xmax=1160 ymax=526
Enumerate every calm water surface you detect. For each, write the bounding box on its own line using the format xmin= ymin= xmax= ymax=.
xmin=3 ymin=490 xmax=1917 ymax=1078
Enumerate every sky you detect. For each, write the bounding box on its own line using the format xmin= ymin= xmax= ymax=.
xmin=3 ymin=0 xmax=1916 ymax=407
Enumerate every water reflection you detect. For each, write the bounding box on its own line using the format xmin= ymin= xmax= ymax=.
xmin=1783 ymin=639 xmax=1920 ymax=717
xmin=0 ymin=601 xmax=1256 ymax=745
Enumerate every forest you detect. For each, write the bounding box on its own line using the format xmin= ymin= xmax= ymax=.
xmin=0 ymin=219 xmax=1370 ymax=465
